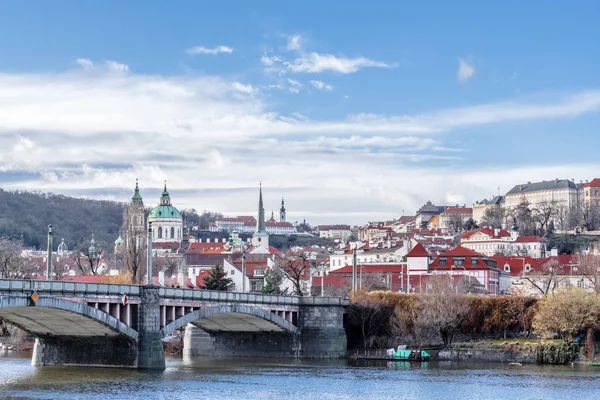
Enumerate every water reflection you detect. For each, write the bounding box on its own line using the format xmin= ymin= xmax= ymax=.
xmin=1 ymin=354 xmax=600 ymax=400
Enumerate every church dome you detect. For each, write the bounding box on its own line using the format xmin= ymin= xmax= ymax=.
xmin=148 ymin=182 xmax=182 ymax=220
xmin=114 ymin=231 xmax=125 ymax=247
xmin=57 ymin=238 xmax=68 ymax=255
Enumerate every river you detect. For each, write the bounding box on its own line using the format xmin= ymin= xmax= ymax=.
xmin=1 ymin=353 xmax=600 ymax=400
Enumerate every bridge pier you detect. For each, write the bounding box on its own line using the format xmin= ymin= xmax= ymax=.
xmin=31 ymin=336 xmax=137 ymax=368
xmin=182 ymin=324 xmax=298 ymax=359
xmin=137 ymin=286 xmax=166 ymax=370
xmin=298 ymin=300 xmax=347 ymax=358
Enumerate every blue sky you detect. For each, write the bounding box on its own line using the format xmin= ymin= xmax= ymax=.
xmin=0 ymin=1 xmax=599 ymax=224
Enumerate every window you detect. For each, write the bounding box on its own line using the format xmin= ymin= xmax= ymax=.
xmin=504 ymin=264 xmax=510 ymax=272
xmin=524 ymin=264 xmax=531 ymax=272
xmin=158 ymin=227 xmax=163 ymax=239
xmin=439 ymin=258 xmax=447 ymax=267
xmin=454 ymin=258 xmax=465 ymax=266
xmin=471 ymin=257 xmax=478 ymax=266
xmin=251 ymin=280 xmax=263 ymax=292
xmin=254 ymin=268 xmax=265 ymax=276
xmin=230 ymin=269 xmax=235 ymax=275
xmin=171 ymin=227 xmax=175 ymax=239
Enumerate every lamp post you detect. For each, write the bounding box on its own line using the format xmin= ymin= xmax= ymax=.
xmin=147 ymin=222 xmax=153 ymax=286
xmin=352 ymin=248 xmax=357 ymax=295
xmin=242 ymin=243 xmax=247 ymax=292
xmin=46 ymin=225 xmax=53 ymax=281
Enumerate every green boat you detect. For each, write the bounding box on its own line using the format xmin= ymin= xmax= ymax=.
xmin=393 ymin=349 xmax=431 ymax=361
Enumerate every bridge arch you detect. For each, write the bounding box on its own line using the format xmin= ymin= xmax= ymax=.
xmin=0 ymin=296 xmax=138 ymax=341
xmin=160 ymin=304 xmax=297 ymax=338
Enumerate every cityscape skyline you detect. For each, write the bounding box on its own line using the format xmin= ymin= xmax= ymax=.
xmin=0 ymin=2 xmax=599 ymax=224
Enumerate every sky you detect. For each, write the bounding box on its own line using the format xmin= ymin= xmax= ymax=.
xmin=0 ymin=1 xmax=599 ymax=225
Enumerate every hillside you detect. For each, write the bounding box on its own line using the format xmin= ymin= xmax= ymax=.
xmin=0 ymin=189 xmax=125 ymax=251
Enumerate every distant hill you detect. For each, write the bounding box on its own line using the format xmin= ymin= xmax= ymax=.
xmin=0 ymin=189 xmax=125 ymax=252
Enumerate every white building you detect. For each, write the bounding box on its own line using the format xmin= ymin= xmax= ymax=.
xmin=318 ymin=225 xmax=353 ymax=241
xmin=147 ymin=182 xmax=183 ymax=243
xmin=461 ymin=226 xmax=545 ymax=258
xmin=504 ymin=179 xmax=582 ymax=212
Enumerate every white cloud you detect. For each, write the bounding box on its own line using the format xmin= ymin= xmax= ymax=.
xmin=76 ymin=58 xmax=93 ymax=70
xmin=186 ymin=45 xmax=234 ymax=55
xmin=287 ymin=35 xmax=302 ymax=51
xmin=458 ymin=58 xmax=475 ymax=83
xmin=0 ymin=66 xmax=599 ymax=224
xmin=287 ymin=78 xmax=302 ymax=87
xmin=105 ymin=60 xmax=129 ymax=73
xmin=286 ymin=52 xmax=393 ymax=74
xmin=309 ymin=80 xmax=333 ymax=91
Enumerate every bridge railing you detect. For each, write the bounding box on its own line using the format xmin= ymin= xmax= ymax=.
xmin=0 ymin=279 xmax=141 ymax=296
xmin=159 ymin=287 xmax=349 ymax=306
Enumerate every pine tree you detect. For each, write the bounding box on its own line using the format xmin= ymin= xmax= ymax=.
xmin=203 ymin=264 xmax=233 ymax=291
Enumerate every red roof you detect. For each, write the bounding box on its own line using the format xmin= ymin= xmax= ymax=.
xmin=584 ymin=178 xmax=600 ymax=188
xmin=332 ymin=263 xmax=406 ymax=274
xmin=406 ymin=243 xmax=429 ymax=258
xmin=462 ymin=227 xmax=510 ymax=240
xmin=444 ymin=207 xmax=473 ymax=214
xmin=491 ymin=256 xmax=540 ymax=275
xmin=514 ymin=236 xmax=542 ymax=243
xmin=187 ymin=242 xmax=226 ymax=253
xmin=439 ymin=246 xmax=484 ymax=257
xmin=397 ymin=216 xmax=416 ymax=224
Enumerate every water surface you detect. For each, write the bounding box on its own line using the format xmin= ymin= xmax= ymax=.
xmin=1 ymin=353 xmax=599 ymax=400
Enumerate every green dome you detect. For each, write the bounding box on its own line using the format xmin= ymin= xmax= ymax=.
xmin=148 ymin=205 xmax=182 ymax=219
xmin=147 ymin=181 xmax=182 ymax=220
xmin=114 ymin=231 xmax=125 ymax=246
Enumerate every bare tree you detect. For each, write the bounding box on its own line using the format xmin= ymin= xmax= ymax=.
xmin=0 ymin=239 xmax=39 ymax=279
xmin=122 ymin=209 xmax=147 ymax=283
xmin=480 ymin=207 xmax=505 ymax=229
xmin=155 ymin=254 xmax=182 ymax=278
xmin=576 ymin=253 xmax=600 ymax=293
xmin=73 ymin=244 xmax=102 ymax=275
xmin=554 ymin=204 xmax=573 ymax=232
xmin=511 ymin=200 xmax=536 ymax=236
xmin=413 ymin=275 xmax=470 ymax=347
xmin=579 ymin=204 xmax=600 ymax=232
xmin=532 ymin=200 xmax=559 ymax=236
xmin=447 ymin=214 xmax=464 ymax=233
xmin=276 ymin=249 xmax=311 ymax=296
xmin=522 ymin=259 xmax=563 ymax=297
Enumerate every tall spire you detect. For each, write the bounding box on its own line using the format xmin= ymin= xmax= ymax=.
xmin=132 ymin=178 xmax=143 ymax=204
xmin=279 ymin=194 xmax=286 ymax=223
xmin=256 ymin=182 xmax=266 ymax=234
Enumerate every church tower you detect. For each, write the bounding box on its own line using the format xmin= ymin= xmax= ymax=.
xmin=125 ymin=179 xmax=146 ymax=248
xmin=280 ymin=195 xmax=286 ymax=222
xmin=252 ymin=183 xmax=269 ymax=248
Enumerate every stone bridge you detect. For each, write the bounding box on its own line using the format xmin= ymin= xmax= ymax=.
xmin=0 ymin=279 xmax=347 ymax=370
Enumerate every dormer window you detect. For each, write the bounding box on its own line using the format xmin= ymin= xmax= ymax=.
xmin=439 ymin=257 xmax=447 ymax=267
xmin=471 ymin=257 xmax=479 ymax=266
xmin=524 ymin=264 xmax=531 ymax=272
xmin=454 ymin=257 xmax=465 ymax=266
xmin=504 ymin=264 xmax=510 ymax=272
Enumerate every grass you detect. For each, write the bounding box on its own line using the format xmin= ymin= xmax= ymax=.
xmin=489 ymin=339 xmax=562 ymax=345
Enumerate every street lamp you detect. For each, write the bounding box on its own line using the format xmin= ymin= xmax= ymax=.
xmin=314 ymin=262 xmax=328 ymax=297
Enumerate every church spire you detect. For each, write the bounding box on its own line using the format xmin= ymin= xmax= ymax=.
xmin=256 ymin=182 xmax=266 ymax=234
xmin=279 ymin=194 xmax=286 ymax=223
xmin=132 ymin=178 xmax=143 ymax=204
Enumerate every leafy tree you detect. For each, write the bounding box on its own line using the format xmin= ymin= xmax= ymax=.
xmin=533 ymin=289 xmax=600 ymax=342
xmin=203 ymin=264 xmax=233 ymax=291
xmin=262 ymin=265 xmax=286 ymax=294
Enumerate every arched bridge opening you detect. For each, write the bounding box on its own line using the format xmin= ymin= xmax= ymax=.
xmin=160 ymin=304 xmax=298 ymax=338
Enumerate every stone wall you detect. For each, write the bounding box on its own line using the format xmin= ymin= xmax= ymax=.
xmin=183 ymin=325 xmax=298 ymax=359
xmin=437 ymin=344 xmax=538 ymax=364
xmin=298 ymin=304 xmax=347 ymax=358
xmin=31 ymin=336 xmax=137 ymax=367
